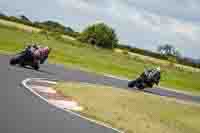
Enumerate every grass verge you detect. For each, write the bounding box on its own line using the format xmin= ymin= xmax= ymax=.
xmin=0 ymin=19 xmax=40 ymax=32
xmin=54 ymin=82 xmax=200 ymax=133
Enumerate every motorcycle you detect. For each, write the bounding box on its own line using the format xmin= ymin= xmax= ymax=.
xmin=128 ymin=70 xmax=160 ymax=90
xmin=10 ymin=48 xmax=40 ymax=70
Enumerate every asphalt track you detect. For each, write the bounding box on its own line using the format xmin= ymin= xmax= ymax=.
xmin=0 ymin=55 xmax=200 ymax=133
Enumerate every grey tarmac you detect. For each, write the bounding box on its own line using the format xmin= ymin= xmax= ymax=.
xmin=0 ymin=54 xmax=200 ymax=133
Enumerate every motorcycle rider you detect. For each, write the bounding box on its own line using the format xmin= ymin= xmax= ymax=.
xmin=34 ymin=46 xmax=51 ymax=64
xmin=142 ymin=67 xmax=161 ymax=85
xmin=128 ymin=66 xmax=161 ymax=89
xmin=25 ymin=43 xmax=51 ymax=65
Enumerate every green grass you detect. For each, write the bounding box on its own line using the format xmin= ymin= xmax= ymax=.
xmin=54 ymin=82 xmax=200 ymax=133
xmin=0 ymin=24 xmax=200 ymax=93
xmin=0 ymin=19 xmax=40 ymax=32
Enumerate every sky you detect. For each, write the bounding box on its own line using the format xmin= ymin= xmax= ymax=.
xmin=0 ymin=0 xmax=200 ymax=58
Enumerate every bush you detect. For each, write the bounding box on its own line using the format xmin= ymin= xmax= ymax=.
xmin=122 ymin=50 xmax=129 ymax=55
xmin=78 ymin=23 xmax=118 ymax=49
xmin=130 ymin=47 xmax=168 ymax=60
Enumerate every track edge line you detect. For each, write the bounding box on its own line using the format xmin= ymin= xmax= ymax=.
xmin=22 ymin=78 xmax=124 ymax=133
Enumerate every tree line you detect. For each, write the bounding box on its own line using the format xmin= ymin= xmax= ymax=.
xmin=0 ymin=12 xmax=79 ymax=37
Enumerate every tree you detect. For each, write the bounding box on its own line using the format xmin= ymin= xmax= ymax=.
xmin=40 ymin=21 xmax=66 ymax=33
xmin=0 ymin=12 xmax=8 ymax=20
xmin=157 ymin=44 xmax=181 ymax=67
xmin=20 ymin=15 xmax=31 ymax=22
xmin=78 ymin=23 xmax=118 ymax=49
xmin=64 ymin=27 xmax=74 ymax=33
xmin=0 ymin=12 xmax=6 ymax=17
xmin=34 ymin=20 xmax=77 ymax=37
xmin=157 ymin=44 xmax=180 ymax=57
xmin=64 ymin=27 xmax=79 ymax=37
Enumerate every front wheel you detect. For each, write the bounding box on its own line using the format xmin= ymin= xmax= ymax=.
xmin=10 ymin=53 xmax=25 ymax=66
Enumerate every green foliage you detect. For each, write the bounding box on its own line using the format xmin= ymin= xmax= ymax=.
xmin=122 ymin=50 xmax=129 ymax=55
xmin=39 ymin=29 xmax=48 ymax=35
xmin=0 ymin=13 xmax=78 ymax=38
xmin=0 ymin=14 xmax=34 ymax=27
xmin=35 ymin=21 xmax=65 ymax=33
xmin=0 ymin=12 xmax=7 ymax=18
xmin=117 ymin=44 xmax=200 ymax=69
xmin=177 ymin=57 xmax=200 ymax=69
xmin=157 ymin=44 xmax=180 ymax=57
xmin=117 ymin=44 xmax=169 ymax=60
xmin=78 ymin=23 xmax=118 ymax=49
xmin=19 ymin=15 xmax=31 ymax=23
xmin=33 ymin=21 xmax=78 ymax=37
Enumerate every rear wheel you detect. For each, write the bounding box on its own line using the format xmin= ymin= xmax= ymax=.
xmin=19 ymin=62 xmax=26 ymax=67
xmin=135 ymin=79 xmax=145 ymax=90
xmin=128 ymin=80 xmax=136 ymax=88
xmin=33 ymin=64 xmax=39 ymax=70
xmin=137 ymin=85 xmax=145 ymax=90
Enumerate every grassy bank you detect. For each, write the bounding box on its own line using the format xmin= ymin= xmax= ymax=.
xmin=54 ymin=82 xmax=200 ymax=133
xmin=0 ymin=19 xmax=40 ymax=32
xmin=0 ymin=24 xmax=200 ymax=92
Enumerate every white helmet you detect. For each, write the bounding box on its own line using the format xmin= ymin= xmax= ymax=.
xmin=156 ymin=66 xmax=161 ymax=71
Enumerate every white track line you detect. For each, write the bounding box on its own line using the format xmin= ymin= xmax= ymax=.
xmin=22 ymin=78 xmax=123 ymax=133
xmin=103 ymin=74 xmax=130 ymax=81
xmin=48 ymin=99 xmax=83 ymax=111
xmin=103 ymin=73 xmax=198 ymax=96
xmin=33 ymin=80 xmax=57 ymax=85
xmin=30 ymin=85 xmax=57 ymax=94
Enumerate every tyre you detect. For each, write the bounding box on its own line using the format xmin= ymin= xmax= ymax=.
xmin=128 ymin=80 xmax=136 ymax=88
xmin=33 ymin=64 xmax=39 ymax=70
xmin=10 ymin=53 xmax=24 ymax=65
xmin=19 ymin=62 xmax=26 ymax=67
xmin=10 ymin=58 xmax=18 ymax=65
xmin=135 ymin=79 xmax=145 ymax=90
xmin=137 ymin=85 xmax=145 ymax=90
